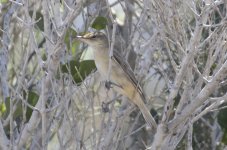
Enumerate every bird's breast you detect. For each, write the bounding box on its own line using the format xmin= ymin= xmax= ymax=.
xmin=93 ymin=50 xmax=110 ymax=79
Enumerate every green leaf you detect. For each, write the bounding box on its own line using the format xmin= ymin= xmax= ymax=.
xmin=0 ymin=102 xmax=6 ymax=117
xmin=41 ymin=48 xmax=47 ymax=61
xmin=0 ymin=0 xmax=8 ymax=3
xmin=61 ymin=60 xmax=96 ymax=83
xmin=26 ymin=91 xmax=39 ymax=120
xmin=29 ymin=11 xmax=44 ymax=31
xmin=61 ymin=60 xmax=79 ymax=74
xmin=3 ymin=97 xmax=22 ymax=120
xmin=78 ymin=60 xmax=96 ymax=79
xmin=64 ymin=28 xmax=79 ymax=55
xmin=4 ymin=97 xmax=11 ymax=118
xmin=218 ymin=107 xmax=227 ymax=129
xmin=91 ymin=16 xmax=108 ymax=30
xmin=222 ymin=130 xmax=227 ymax=144
xmin=3 ymin=93 xmax=39 ymax=137
xmin=3 ymin=92 xmax=39 ymax=122
xmin=61 ymin=60 xmax=80 ymax=82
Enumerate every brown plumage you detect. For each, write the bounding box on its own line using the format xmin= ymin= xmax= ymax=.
xmin=77 ymin=32 xmax=157 ymax=129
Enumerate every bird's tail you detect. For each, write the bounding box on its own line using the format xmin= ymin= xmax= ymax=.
xmin=135 ymin=94 xmax=157 ymax=129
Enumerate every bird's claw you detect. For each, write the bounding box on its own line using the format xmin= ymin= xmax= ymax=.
xmin=102 ymin=102 xmax=110 ymax=113
xmin=105 ymin=81 xmax=113 ymax=90
xmin=105 ymin=80 xmax=122 ymax=90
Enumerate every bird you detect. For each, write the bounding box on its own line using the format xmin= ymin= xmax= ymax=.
xmin=76 ymin=31 xmax=157 ymax=129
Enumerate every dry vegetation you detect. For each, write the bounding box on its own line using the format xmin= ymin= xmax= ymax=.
xmin=0 ymin=0 xmax=227 ymax=149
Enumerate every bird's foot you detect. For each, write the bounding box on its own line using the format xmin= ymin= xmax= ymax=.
xmin=105 ymin=80 xmax=122 ymax=90
xmin=105 ymin=81 xmax=113 ymax=90
xmin=101 ymin=102 xmax=110 ymax=113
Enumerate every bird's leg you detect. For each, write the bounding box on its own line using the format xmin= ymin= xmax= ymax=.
xmin=105 ymin=80 xmax=122 ymax=90
xmin=101 ymin=81 xmax=113 ymax=113
xmin=104 ymin=80 xmax=113 ymax=90
xmin=101 ymin=101 xmax=110 ymax=113
xmin=101 ymin=97 xmax=118 ymax=113
xmin=101 ymin=93 xmax=122 ymax=113
xmin=102 ymin=81 xmax=123 ymax=113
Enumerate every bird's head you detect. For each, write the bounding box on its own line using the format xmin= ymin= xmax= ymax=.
xmin=76 ymin=32 xmax=108 ymax=48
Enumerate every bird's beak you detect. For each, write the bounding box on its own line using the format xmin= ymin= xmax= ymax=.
xmin=75 ymin=35 xmax=84 ymax=42
xmin=76 ymin=35 xmax=83 ymax=38
xmin=75 ymin=35 xmax=89 ymax=45
xmin=75 ymin=35 xmax=83 ymax=40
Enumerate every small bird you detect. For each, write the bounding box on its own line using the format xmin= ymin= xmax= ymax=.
xmin=76 ymin=32 xmax=157 ymax=129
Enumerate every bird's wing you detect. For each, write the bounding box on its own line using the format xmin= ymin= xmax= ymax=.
xmin=112 ymin=50 xmax=146 ymax=102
